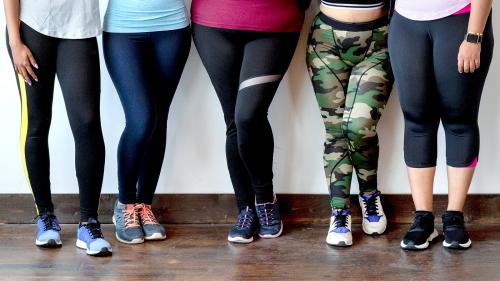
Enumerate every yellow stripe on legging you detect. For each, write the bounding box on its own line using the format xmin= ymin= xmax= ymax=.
xmin=17 ymin=74 xmax=39 ymax=215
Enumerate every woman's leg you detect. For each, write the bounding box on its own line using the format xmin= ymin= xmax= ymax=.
xmin=346 ymin=26 xmax=392 ymax=235
xmin=431 ymin=14 xmax=494 ymax=211
xmin=389 ymin=13 xmax=440 ymax=212
xmin=103 ymin=32 xmax=156 ymax=205
xmin=306 ymin=16 xmax=353 ymax=211
xmin=7 ymin=23 xmax=58 ymax=216
xmin=236 ymin=31 xmax=299 ymax=204
xmin=192 ymin=23 xmax=256 ymax=211
xmin=56 ymin=37 xmax=104 ymax=222
xmin=389 ymin=13 xmax=440 ymax=250
xmin=136 ymin=27 xmax=191 ymax=205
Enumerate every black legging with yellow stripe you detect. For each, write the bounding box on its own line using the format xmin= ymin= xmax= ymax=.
xmin=6 ymin=22 xmax=104 ymax=221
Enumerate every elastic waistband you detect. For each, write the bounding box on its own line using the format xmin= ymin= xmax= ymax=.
xmin=318 ymin=12 xmax=388 ymax=31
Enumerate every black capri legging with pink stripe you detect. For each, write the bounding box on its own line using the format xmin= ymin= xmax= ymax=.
xmin=389 ymin=12 xmax=494 ymax=168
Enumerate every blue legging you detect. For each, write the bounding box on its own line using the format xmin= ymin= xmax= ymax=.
xmin=103 ymin=27 xmax=191 ymax=204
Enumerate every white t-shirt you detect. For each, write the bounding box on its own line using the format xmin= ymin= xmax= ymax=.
xmin=396 ymin=0 xmax=471 ymax=21
xmin=20 ymin=0 xmax=101 ymax=39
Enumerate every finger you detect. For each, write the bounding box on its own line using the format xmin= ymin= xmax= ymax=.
xmin=475 ymin=59 xmax=481 ymax=69
xmin=27 ymin=51 xmax=38 ymax=69
xmin=458 ymin=58 xmax=464 ymax=73
xmin=463 ymin=59 xmax=470 ymax=73
xmin=25 ymin=64 xmax=38 ymax=82
xmin=19 ymin=67 xmax=32 ymax=86
xmin=469 ymin=61 xmax=476 ymax=73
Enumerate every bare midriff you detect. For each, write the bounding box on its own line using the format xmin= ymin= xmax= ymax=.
xmin=320 ymin=5 xmax=386 ymax=23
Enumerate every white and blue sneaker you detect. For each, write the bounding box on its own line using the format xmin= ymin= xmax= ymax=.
xmin=326 ymin=209 xmax=353 ymax=247
xmin=76 ymin=218 xmax=112 ymax=257
xmin=35 ymin=212 xmax=62 ymax=248
xmin=359 ymin=191 xmax=387 ymax=235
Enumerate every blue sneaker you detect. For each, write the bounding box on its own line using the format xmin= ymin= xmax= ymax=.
xmin=326 ymin=209 xmax=353 ymax=247
xmin=228 ymin=207 xmax=258 ymax=243
xmin=255 ymin=194 xmax=283 ymax=238
xmin=76 ymin=218 xmax=112 ymax=257
xmin=112 ymin=200 xmax=144 ymax=244
xmin=359 ymin=191 xmax=387 ymax=235
xmin=35 ymin=212 xmax=62 ymax=248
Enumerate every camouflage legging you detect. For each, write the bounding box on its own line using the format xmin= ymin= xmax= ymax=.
xmin=306 ymin=14 xmax=393 ymax=209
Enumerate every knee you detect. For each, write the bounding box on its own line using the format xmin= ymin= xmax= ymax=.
xmin=26 ymin=116 xmax=51 ymax=139
xmin=124 ymin=115 xmax=157 ymax=143
xmin=235 ymin=110 xmax=266 ymax=131
xmin=342 ymin=119 xmax=377 ymax=150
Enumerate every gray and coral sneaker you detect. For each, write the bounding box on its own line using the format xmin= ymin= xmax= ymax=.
xmin=255 ymin=194 xmax=283 ymax=238
xmin=112 ymin=200 xmax=144 ymax=244
xmin=137 ymin=203 xmax=166 ymax=241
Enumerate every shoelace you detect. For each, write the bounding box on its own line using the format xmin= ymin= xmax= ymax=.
xmin=334 ymin=211 xmax=348 ymax=228
xmin=84 ymin=222 xmax=104 ymax=239
xmin=362 ymin=193 xmax=380 ymax=216
xmin=235 ymin=210 xmax=253 ymax=230
xmin=409 ymin=213 xmax=431 ymax=231
xmin=137 ymin=204 xmax=159 ymax=225
xmin=39 ymin=214 xmax=61 ymax=231
xmin=122 ymin=205 xmax=141 ymax=228
xmin=257 ymin=205 xmax=277 ymax=226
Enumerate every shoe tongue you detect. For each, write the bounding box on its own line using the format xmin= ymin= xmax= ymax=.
xmin=361 ymin=193 xmax=376 ymax=201
xmin=332 ymin=209 xmax=349 ymax=216
xmin=87 ymin=217 xmax=98 ymax=224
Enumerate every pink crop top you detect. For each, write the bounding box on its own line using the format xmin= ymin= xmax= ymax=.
xmin=191 ymin=0 xmax=304 ymax=32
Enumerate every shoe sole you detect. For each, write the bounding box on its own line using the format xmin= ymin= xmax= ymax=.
xmin=326 ymin=239 xmax=353 ymax=247
xmin=145 ymin=233 xmax=167 ymax=241
xmin=362 ymin=224 xmax=387 ymax=236
xmin=400 ymin=229 xmax=439 ymax=250
xmin=76 ymin=240 xmax=112 ymax=257
xmin=35 ymin=239 xmax=62 ymax=248
xmin=443 ymin=239 xmax=472 ymax=250
xmin=112 ymin=216 xmax=145 ymax=244
xmin=228 ymin=235 xmax=254 ymax=244
xmin=259 ymin=222 xmax=283 ymax=239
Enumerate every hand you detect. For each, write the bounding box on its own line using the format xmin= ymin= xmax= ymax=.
xmin=457 ymin=40 xmax=481 ymax=74
xmin=10 ymin=41 xmax=38 ymax=86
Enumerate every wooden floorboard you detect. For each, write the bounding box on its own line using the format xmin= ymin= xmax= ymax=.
xmin=0 ymin=224 xmax=499 ymax=281
xmin=2 ymin=194 xmax=500 ymax=225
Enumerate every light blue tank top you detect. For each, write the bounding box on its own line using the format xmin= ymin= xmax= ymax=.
xmin=103 ymin=0 xmax=189 ymax=33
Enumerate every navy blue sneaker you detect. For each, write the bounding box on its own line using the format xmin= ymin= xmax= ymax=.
xmin=228 ymin=207 xmax=258 ymax=244
xmin=76 ymin=218 xmax=112 ymax=257
xmin=255 ymin=194 xmax=283 ymax=238
xmin=35 ymin=212 xmax=62 ymax=248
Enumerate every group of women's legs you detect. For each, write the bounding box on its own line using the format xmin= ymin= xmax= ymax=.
xmin=4 ymin=0 xmax=495 ymax=258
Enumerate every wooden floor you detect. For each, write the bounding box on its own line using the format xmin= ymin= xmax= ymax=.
xmin=0 ymin=224 xmax=499 ymax=281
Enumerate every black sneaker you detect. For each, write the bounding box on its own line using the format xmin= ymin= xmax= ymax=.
xmin=228 ymin=207 xmax=258 ymax=244
xmin=400 ymin=211 xmax=438 ymax=250
xmin=442 ymin=211 xmax=471 ymax=250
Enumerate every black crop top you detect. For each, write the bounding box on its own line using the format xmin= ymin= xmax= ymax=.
xmin=321 ymin=0 xmax=386 ymax=9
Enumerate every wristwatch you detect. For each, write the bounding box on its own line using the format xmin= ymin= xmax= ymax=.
xmin=464 ymin=32 xmax=483 ymax=44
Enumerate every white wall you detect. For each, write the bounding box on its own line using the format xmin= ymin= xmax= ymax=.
xmin=0 ymin=2 xmax=499 ymax=195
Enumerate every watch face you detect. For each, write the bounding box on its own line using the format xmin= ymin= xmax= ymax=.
xmin=466 ymin=33 xmax=481 ymax=43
